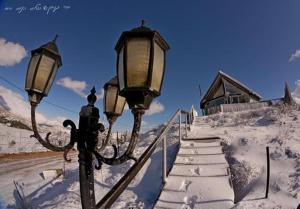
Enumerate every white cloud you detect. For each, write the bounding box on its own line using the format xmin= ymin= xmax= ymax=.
xmin=289 ymin=49 xmax=300 ymax=62
xmin=114 ymin=100 xmax=164 ymax=115
xmin=96 ymin=88 xmax=104 ymax=100
xmin=0 ymin=38 xmax=27 ymax=67
xmin=145 ymin=101 xmax=165 ymax=116
xmin=56 ymin=77 xmax=104 ymax=99
xmin=56 ymin=77 xmax=87 ymax=97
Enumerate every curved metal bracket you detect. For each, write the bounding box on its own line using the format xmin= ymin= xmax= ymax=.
xmin=30 ymin=103 xmax=77 ymax=161
xmin=98 ymin=122 xmax=113 ymax=151
xmin=93 ymin=109 xmax=143 ymax=167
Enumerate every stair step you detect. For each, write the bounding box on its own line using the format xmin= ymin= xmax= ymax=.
xmin=178 ymin=146 xmax=223 ymax=155
xmin=175 ymin=154 xmax=227 ymax=165
xmin=181 ymin=141 xmax=221 ymax=148
xmin=193 ymin=123 xmax=210 ymax=125
xmin=170 ymin=164 xmax=229 ymax=177
xmin=183 ymin=137 xmax=220 ymax=140
xmin=155 ymin=176 xmax=234 ymax=209
xmin=162 ymin=175 xmax=232 ymax=192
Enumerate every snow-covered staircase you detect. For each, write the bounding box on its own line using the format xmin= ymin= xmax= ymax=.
xmin=192 ymin=117 xmax=211 ymax=128
xmin=155 ymin=137 xmax=234 ymax=209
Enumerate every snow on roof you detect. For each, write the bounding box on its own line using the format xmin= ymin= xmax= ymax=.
xmin=201 ymin=71 xmax=262 ymax=105
xmin=219 ymin=71 xmax=262 ymax=99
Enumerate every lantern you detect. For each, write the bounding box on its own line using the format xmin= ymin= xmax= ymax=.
xmin=25 ymin=35 xmax=62 ymax=104
xmin=103 ymin=76 xmax=126 ymax=123
xmin=115 ymin=21 xmax=170 ymax=110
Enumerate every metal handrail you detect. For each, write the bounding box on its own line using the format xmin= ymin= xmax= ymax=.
xmin=96 ymin=109 xmax=190 ymax=209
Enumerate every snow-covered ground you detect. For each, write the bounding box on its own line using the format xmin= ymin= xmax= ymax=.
xmin=191 ymin=105 xmax=300 ymax=209
xmin=1 ymin=88 xmax=300 ymax=209
xmin=0 ymin=124 xmax=181 ymax=209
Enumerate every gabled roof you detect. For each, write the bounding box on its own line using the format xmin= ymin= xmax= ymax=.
xmin=200 ymin=71 xmax=262 ymax=106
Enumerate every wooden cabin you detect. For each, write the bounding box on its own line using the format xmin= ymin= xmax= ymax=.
xmin=200 ymin=71 xmax=262 ymax=115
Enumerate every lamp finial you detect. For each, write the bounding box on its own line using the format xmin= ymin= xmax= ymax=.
xmin=87 ymin=86 xmax=97 ymax=105
xmin=91 ymin=86 xmax=96 ymax=95
xmin=53 ymin=34 xmax=58 ymax=43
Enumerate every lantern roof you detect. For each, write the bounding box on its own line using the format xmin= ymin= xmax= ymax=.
xmin=114 ymin=21 xmax=170 ymax=52
xmin=103 ymin=76 xmax=118 ymax=89
xmin=31 ymin=35 xmax=62 ymax=67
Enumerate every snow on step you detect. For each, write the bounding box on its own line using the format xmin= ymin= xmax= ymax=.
xmin=193 ymin=122 xmax=211 ymax=126
xmin=183 ymin=137 xmax=220 ymax=141
xmin=181 ymin=141 xmax=221 ymax=148
xmin=170 ymin=164 xmax=228 ymax=177
xmin=155 ymin=176 xmax=234 ymax=209
xmin=155 ymin=137 xmax=234 ymax=209
xmin=175 ymin=154 xmax=227 ymax=165
xmin=193 ymin=123 xmax=211 ymax=127
xmin=178 ymin=146 xmax=223 ymax=155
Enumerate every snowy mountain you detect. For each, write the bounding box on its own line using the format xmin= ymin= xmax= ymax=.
xmin=0 ymin=85 xmax=69 ymax=154
xmin=0 ymin=85 xmax=63 ymax=126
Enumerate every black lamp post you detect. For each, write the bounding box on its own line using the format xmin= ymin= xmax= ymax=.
xmin=25 ymin=21 xmax=169 ymax=209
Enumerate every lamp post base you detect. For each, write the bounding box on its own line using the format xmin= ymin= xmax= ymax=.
xmin=78 ymin=146 xmax=96 ymax=209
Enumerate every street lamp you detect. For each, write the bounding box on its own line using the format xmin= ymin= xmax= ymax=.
xmin=25 ymin=35 xmax=62 ymax=105
xmin=25 ymin=35 xmax=75 ymax=153
xmin=100 ymin=76 xmax=126 ymax=150
xmin=115 ymin=20 xmax=169 ymax=110
xmin=103 ymin=76 xmax=126 ymax=123
xmin=25 ymin=21 xmax=169 ymax=209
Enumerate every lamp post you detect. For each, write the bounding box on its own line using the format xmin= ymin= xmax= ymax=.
xmin=25 ymin=21 xmax=169 ymax=209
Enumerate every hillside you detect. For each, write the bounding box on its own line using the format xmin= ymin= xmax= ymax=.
xmin=0 ymin=85 xmax=70 ymax=154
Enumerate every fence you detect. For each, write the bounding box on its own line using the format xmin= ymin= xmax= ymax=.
xmin=206 ymin=102 xmax=270 ymax=115
xmin=0 ymin=129 xmax=69 ymax=154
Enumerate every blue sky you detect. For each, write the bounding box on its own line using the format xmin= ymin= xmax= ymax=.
xmin=0 ymin=0 xmax=300 ymax=132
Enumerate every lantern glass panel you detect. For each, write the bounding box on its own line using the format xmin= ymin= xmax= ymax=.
xmin=44 ymin=62 xmax=58 ymax=95
xmin=151 ymin=42 xmax=164 ymax=92
xmin=127 ymin=38 xmax=150 ymax=87
xmin=25 ymin=54 xmax=40 ymax=90
xmin=118 ymin=47 xmax=125 ymax=90
xmin=34 ymin=55 xmax=55 ymax=93
xmin=105 ymin=86 xmax=118 ymax=113
xmin=115 ymin=96 xmax=126 ymax=114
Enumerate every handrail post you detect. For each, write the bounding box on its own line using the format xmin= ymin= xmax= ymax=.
xmin=189 ymin=112 xmax=192 ymax=129
xmin=185 ymin=115 xmax=188 ymax=137
xmin=265 ymin=146 xmax=270 ymax=199
xmin=162 ymin=135 xmax=167 ymax=184
xmin=179 ymin=112 xmax=182 ymax=142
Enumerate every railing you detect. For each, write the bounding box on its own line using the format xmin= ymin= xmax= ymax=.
xmin=261 ymin=98 xmax=283 ymax=106
xmin=205 ymin=101 xmax=270 ymax=115
xmin=96 ymin=109 xmax=190 ymax=209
